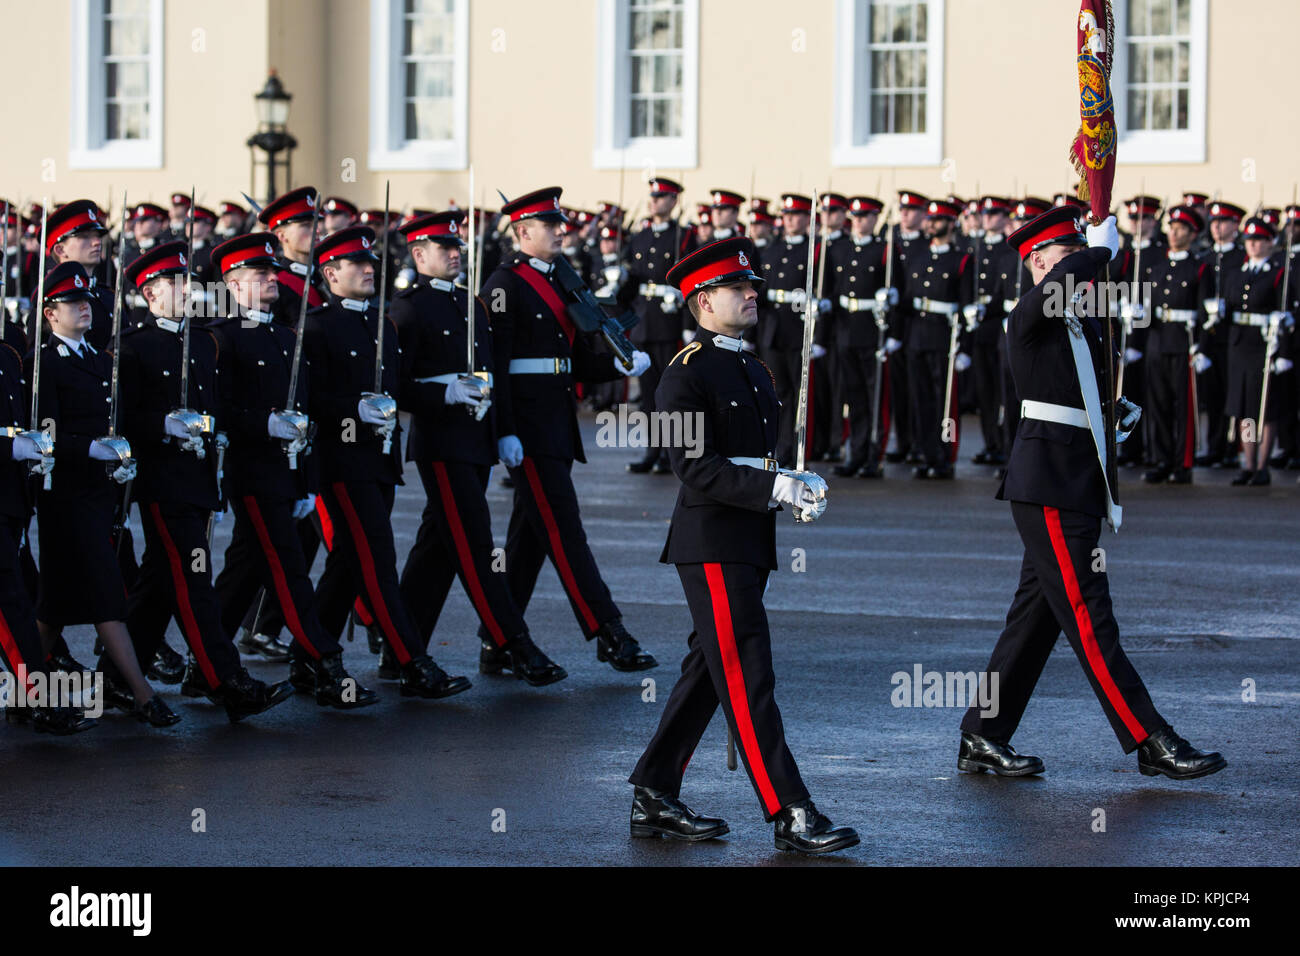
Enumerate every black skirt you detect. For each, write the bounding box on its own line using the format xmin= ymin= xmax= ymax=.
xmin=1226 ymin=344 xmax=1295 ymax=424
xmin=36 ymin=478 xmax=127 ymax=626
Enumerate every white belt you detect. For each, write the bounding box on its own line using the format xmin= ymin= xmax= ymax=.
xmin=1021 ymin=399 xmax=1089 ymax=429
xmin=1156 ymin=307 xmax=1197 ymax=324
xmin=414 ymin=371 xmax=494 ymax=387
xmin=729 ymin=455 xmax=780 ymax=472
xmin=767 ymin=289 xmax=805 ymax=304
xmin=1203 ymin=299 xmax=1221 ymax=316
xmin=0 ymin=425 xmax=19 ymax=437
xmin=1233 ymin=312 xmax=1270 ymax=327
xmin=508 ymin=357 xmax=571 ymax=375
xmin=913 ymin=297 xmax=959 ymax=316
xmin=639 ymin=282 xmax=682 ymax=302
xmin=838 ymin=295 xmax=876 ymax=313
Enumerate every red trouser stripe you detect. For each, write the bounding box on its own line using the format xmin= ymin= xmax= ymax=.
xmin=315 ymin=495 xmax=374 ymax=626
xmin=243 ymin=496 xmax=320 ymax=659
xmin=704 ymin=563 xmax=781 ymax=815
xmin=0 ymin=609 xmax=35 ymax=694
xmin=331 ymin=482 xmax=412 ymax=664
xmin=432 ymin=462 xmax=506 ymax=647
xmin=149 ymin=503 xmax=220 ymax=689
xmin=1042 ymin=507 xmax=1148 ymax=742
xmin=521 ymin=458 xmax=599 ymax=633
xmin=1183 ymin=364 xmax=1196 ymax=470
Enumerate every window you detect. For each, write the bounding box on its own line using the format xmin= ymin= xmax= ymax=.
xmin=369 ymin=0 xmax=468 ymax=170
xmin=1113 ymin=0 xmax=1207 ymax=163
xmin=594 ymin=0 xmax=699 ymax=169
xmin=833 ymin=0 xmax=945 ymax=167
xmin=69 ymin=0 xmax=164 ymax=169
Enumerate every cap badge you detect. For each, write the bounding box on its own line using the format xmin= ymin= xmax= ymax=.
xmin=74 ymin=275 xmax=83 ymax=288
xmin=87 ymin=208 xmax=98 ymax=222
xmin=306 ymin=194 xmax=315 ymax=208
xmin=449 ymin=220 xmax=458 ymax=233
xmin=737 ymin=251 xmax=749 ymax=267
xmin=179 ymin=253 xmax=187 ymax=266
xmin=361 ymin=237 xmax=370 ymax=248
xmin=265 ymin=241 xmax=274 ymax=255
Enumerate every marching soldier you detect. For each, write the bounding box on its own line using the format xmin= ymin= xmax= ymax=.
xmin=708 ymin=189 xmax=746 ymax=240
xmin=302 ymin=224 xmax=469 ymax=698
xmin=1197 ymin=200 xmax=1247 ymax=468
xmin=1142 ymin=206 xmax=1211 ymax=484
xmin=391 ymin=210 xmax=562 ymax=685
xmin=958 ymin=206 xmax=1225 ymax=781
xmin=42 ymin=200 xmax=114 ymax=351
xmin=322 ymin=196 xmax=359 ymax=236
xmin=27 ymin=262 xmax=179 ymax=726
xmin=207 ymin=232 xmax=377 ymax=709
xmin=121 ymin=202 xmax=170 ymax=279
xmin=1213 ymin=217 xmax=1295 ymax=486
xmin=692 ymin=204 xmax=714 ymax=248
xmin=966 ymin=196 xmax=1014 ymax=466
xmin=627 ymin=236 xmax=859 ymax=854
xmin=215 ymin=201 xmax=248 ymax=241
xmin=885 ymin=189 xmax=929 ymax=464
xmin=1115 ymin=195 xmax=1165 ymax=468
xmin=815 ymin=193 xmax=851 ymax=461
xmin=480 ymin=186 xmax=656 ymax=676
xmin=166 ymin=192 xmax=192 ymax=242
xmin=1182 ymin=191 xmax=1212 ymax=254
xmin=748 ymin=200 xmax=775 ymax=249
xmin=897 ymin=198 xmax=973 ymax=479
xmin=116 ymin=242 xmax=295 ymax=721
xmin=261 ymin=186 xmax=326 ymax=324
xmin=625 ymin=176 xmax=689 ymax=475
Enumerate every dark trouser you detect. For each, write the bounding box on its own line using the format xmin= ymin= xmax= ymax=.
xmin=1117 ymin=358 xmax=1146 ymax=462
xmin=1000 ymin=334 xmax=1021 ymax=454
xmin=629 ymin=562 xmax=809 ymax=820
xmin=826 ymin=338 xmax=846 ymax=453
xmin=477 ymin=455 xmax=618 ymax=642
xmin=972 ymin=340 xmax=1003 ymax=457
xmin=889 ymin=348 xmax=914 ymax=455
xmin=110 ymin=500 xmax=242 ymax=690
xmin=907 ymin=348 xmax=952 ymax=468
xmin=960 ymin=502 xmax=1165 ymax=753
xmin=761 ymin=345 xmax=801 ymax=467
xmin=400 ymin=460 xmax=527 ymax=649
xmin=1198 ymin=343 xmax=1230 ymax=460
xmin=215 ymin=494 xmax=341 ymax=660
xmin=633 ymin=340 xmax=681 ymax=466
xmin=839 ymin=344 xmax=886 ymax=469
xmin=0 ymin=519 xmax=47 ymax=685
xmin=316 ymin=481 xmax=422 ymax=666
xmin=1147 ymin=352 xmax=1196 ymax=472
xmin=810 ymin=354 xmax=830 ymax=461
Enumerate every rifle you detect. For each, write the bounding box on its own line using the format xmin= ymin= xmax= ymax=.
xmin=362 ymin=181 xmax=398 ymax=454
xmin=279 ymin=190 xmax=323 ymax=470
xmin=23 ymin=202 xmax=54 ymax=489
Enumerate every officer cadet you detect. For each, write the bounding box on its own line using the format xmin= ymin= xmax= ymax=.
xmin=815 ymin=193 xmax=852 ymax=460
xmin=185 ymin=205 xmax=220 ymax=322
xmin=883 ymin=190 xmax=929 ymax=464
xmin=215 ymin=201 xmax=248 ymax=241
xmin=298 ymin=224 xmax=468 ymax=698
xmin=625 ymin=176 xmax=690 ymax=475
xmin=708 ymin=189 xmax=746 ymax=240
xmin=166 ymin=192 xmax=191 ymax=241
xmin=829 ymin=195 xmax=895 ymax=478
xmin=1212 ymin=217 xmax=1295 ymax=487
xmin=748 ymin=200 xmax=775 ymax=249
xmin=358 ymin=209 xmax=404 ymax=300
xmin=1196 ymin=201 xmax=1247 ymax=468
xmin=965 ymin=196 xmax=1015 ymax=466
xmin=1182 ymin=191 xmax=1212 ymax=254
xmin=591 ymin=225 xmax=632 ymax=305
xmin=480 ymin=186 xmax=656 ymax=675
xmin=1116 ymin=195 xmax=1166 ymax=467
xmin=41 ymin=200 xmax=113 ymax=351
xmin=207 ymin=232 xmax=377 ymax=709
xmin=259 ymin=186 xmax=326 ymax=323
xmin=959 ymin=207 xmax=1225 ymax=780
xmin=898 ymin=198 xmax=974 ymax=479
xmin=25 ymin=261 xmax=179 ymax=726
xmin=1141 ymin=206 xmax=1211 ymax=485
xmin=627 ymin=237 xmax=858 ymax=854
xmin=390 ymin=211 xmax=561 ymax=685
xmin=115 ymin=242 xmax=294 ymax=721
xmin=322 ymin=197 xmax=359 ymax=236
xmin=121 ymin=202 xmax=169 ymax=274
xmin=692 ymin=204 xmax=714 ymax=248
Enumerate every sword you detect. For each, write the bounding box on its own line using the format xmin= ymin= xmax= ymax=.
xmin=460 ymin=168 xmax=491 ymax=422
xmin=869 ymin=205 xmax=895 ymax=464
xmin=280 ymin=190 xmax=323 ymax=470
xmin=164 ymin=186 xmax=212 ymax=461
xmin=25 ymin=201 xmax=54 ymax=489
xmin=794 ymin=188 xmax=819 ymax=476
xmin=1258 ymin=184 xmax=1297 ymax=433
xmin=362 ymin=181 xmax=398 ymax=454
xmin=1119 ymin=182 xmax=1147 ymax=396
xmin=103 ymin=195 xmax=136 ymax=555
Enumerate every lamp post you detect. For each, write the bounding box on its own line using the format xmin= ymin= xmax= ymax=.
xmin=246 ymin=70 xmax=297 ymax=204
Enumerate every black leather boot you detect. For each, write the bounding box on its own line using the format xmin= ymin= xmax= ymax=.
xmin=134 ymin=695 xmax=181 ymax=727
xmin=48 ymin=651 xmax=90 ymax=675
xmin=214 ymin=669 xmax=295 ymax=723
xmin=99 ymin=673 xmax=138 ymax=713
xmin=773 ymin=800 xmax=860 ymax=855
xmin=480 ymin=635 xmax=567 ymax=686
xmin=1137 ymin=726 xmax=1226 ymax=780
xmin=399 ymin=656 xmax=472 ymax=699
xmin=957 ymin=731 xmax=1045 ymax=776
xmin=593 ymin=618 xmax=657 ymax=671
xmin=31 ymin=706 xmax=99 ymax=735
xmin=630 ymin=786 xmax=728 ymax=841
xmin=180 ymin=658 xmax=215 ymax=700
xmin=314 ymin=653 xmax=379 ymax=709
xmin=146 ymin=642 xmax=186 ymax=684
xmin=288 ymin=651 xmax=317 ymax=694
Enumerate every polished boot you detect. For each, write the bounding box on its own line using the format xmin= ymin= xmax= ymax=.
xmin=1230 ymin=470 xmax=1255 ymax=486
xmin=214 ymin=669 xmax=295 ymax=723
xmin=629 ymin=786 xmax=728 ymax=841
xmin=99 ymin=673 xmax=138 ymax=713
xmin=48 ymin=651 xmax=90 ymax=675
xmin=180 ymin=659 xmax=215 ymax=699
xmin=929 ymin=465 xmax=954 ymax=480
xmin=1247 ymin=468 xmax=1271 ymax=486
xmin=377 ymin=643 xmax=400 ymax=680
xmin=773 ymin=799 xmax=860 ymax=855
xmin=146 ymin=642 xmax=186 ymax=684
xmin=479 ymin=635 xmax=567 ymax=686
xmin=237 ymin=631 xmax=292 ymax=663
xmin=857 ymin=463 xmax=884 ymax=478
xmin=1143 ymin=466 xmax=1170 ymax=484
xmin=1136 ymin=726 xmax=1226 ymax=780
xmin=956 ymin=731 xmax=1045 ymax=776
xmin=593 ymin=618 xmax=657 ymax=671
xmin=135 ymin=695 xmax=181 ymax=727
xmin=833 ymin=460 xmax=863 ymax=477
xmin=626 ymin=455 xmax=656 ymax=474
xmin=31 ymin=706 xmax=99 ymax=735
xmin=1166 ymin=468 xmax=1192 ymax=485
xmin=651 ymin=453 xmax=673 ymax=474
xmin=400 ymin=656 xmax=471 ymax=699
xmin=288 ymin=652 xmax=317 ymax=694
xmin=314 ymin=653 xmax=379 ymax=709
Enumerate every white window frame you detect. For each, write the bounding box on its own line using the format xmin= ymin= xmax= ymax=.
xmin=68 ymin=0 xmax=165 ymax=170
xmin=832 ymin=0 xmax=944 ymax=168
xmin=593 ymin=0 xmax=699 ymax=170
xmin=368 ymin=0 xmax=469 ymax=171
xmin=1113 ymin=0 xmax=1207 ymax=164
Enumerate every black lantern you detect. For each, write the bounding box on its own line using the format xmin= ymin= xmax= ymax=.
xmin=246 ymin=70 xmax=298 ymax=204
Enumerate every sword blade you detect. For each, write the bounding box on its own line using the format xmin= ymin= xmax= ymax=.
xmin=180 ymin=185 xmax=196 ymax=406
xmin=794 ymin=188 xmax=819 ymax=474
xmin=108 ymin=194 xmax=130 ymax=436
xmin=374 ymin=180 xmax=391 ymax=393
xmin=29 ymin=201 xmax=49 ymax=430
xmin=285 ymin=191 xmax=323 ymax=411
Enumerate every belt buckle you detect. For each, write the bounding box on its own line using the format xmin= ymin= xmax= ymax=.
xmin=1 ymin=426 xmax=16 ymax=438
xmin=762 ymin=457 xmax=778 ymax=471
xmin=554 ymin=358 xmax=570 ymax=374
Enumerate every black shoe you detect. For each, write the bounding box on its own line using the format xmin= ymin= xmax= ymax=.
xmin=480 ymin=635 xmax=567 ymax=686
xmin=1268 ymin=453 xmax=1288 ymax=468
xmin=1143 ymin=467 xmax=1170 ymax=484
xmin=833 ymin=461 xmax=863 ymax=477
xmin=1194 ymin=454 xmax=1214 ymax=467
xmin=214 ymin=669 xmax=295 ymax=724
xmin=135 ymin=695 xmax=181 ymax=727
xmin=773 ymin=799 xmax=860 ymax=855
xmin=857 ymin=464 xmax=883 ymax=479
xmin=629 ymin=786 xmax=729 ymax=841
xmin=377 ymin=644 xmax=400 ymax=680
xmin=1230 ymin=470 xmax=1254 ymax=486
xmin=288 ymin=653 xmax=317 ymax=694
xmin=237 ymin=631 xmax=293 ymax=664
xmin=594 ymin=618 xmax=657 ymax=671
xmin=146 ymin=643 xmax=186 ymax=684
xmin=929 ymin=465 xmax=954 ymax=480
xmin=651 ymin=456 xmax=673 ymax=475
xmin=626 ymin=459 xmax=654 ymax=474
xmin=180 ymin=659 xmax=216 ymax=700
xmin=99 ymin=674 xmax=137 ymax=713
xmin=1167 ymin=468 xmax=1192 ymax=485
xmin=1137 ymin=726 xmax=1226 ymax=780
xmin=911 ymin=465 xmax=930 ymax=479
xmin=971 ymin=451 xmax=991 ymax=465
xmin=400 ymin=655 xmax=472 ymax=699
xmin=884 ymin=450 xmax=906 ymax=463
xmin=314 ymin=653 xmax=379 ymax=709
xmin=1248 ymin=468 xmax=1271 ymax=486
xmin=31 ymin=706 xmax=98 ymax=735
xmin=47 ymin=651 xmax=90 ymax=675
xmin=957 ymin=731 xmax=1045 ymax=776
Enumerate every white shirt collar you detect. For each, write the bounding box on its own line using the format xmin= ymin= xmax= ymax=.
xmin=1213 ymin=242 xmax=1236 ymax=254
xmin=651 ymin=221 xmax=670 ymax=234
xmin=753 ymin=238 xmax=768 ymax=249
xmin=786 ymin=234 xmax=806 ymax=245
xmin=1244 ymin=259 xmax=1270 ymax=271
xmin=427 ymin=277 xmax=455 ymax=292
xmin=930 ymin=243 xmax=951 ymax=254
xmin=154 ymin=316 xmax=184 ymax=333
xmin=288 ymin=260 xmax=310 ymax=276
xmin=340 ymin=297 xmax=370 ymax=312
xmin=984 ymin=233 xmax=1004 ymax=245
xmin=1167 ymin=250 xmax=1190 ymax=261
xmin=709 ymin=331 xmax=745 ymax=352
xmin=899 ymin=229 xmax=921 ymax=241
xmin=244 ymin=308 xmax=274 ymax=324
xmin=713 ymin=227 xmax=735 ymax=240
xmin=53 ymin=332 xmax=91 ymax=353
xmin=824 ymin=229 xmax=842 ymax=241
xmin=602 ymin=253 xmax=619 ymax=264
xmin=527 ymin=256 xmax=554 ymax=275
xmin=136 ymin=237 xmax=156 ymax=251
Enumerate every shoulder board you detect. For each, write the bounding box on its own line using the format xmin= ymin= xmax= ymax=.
xmin=668 ymin=340 xmax=703 ymax=368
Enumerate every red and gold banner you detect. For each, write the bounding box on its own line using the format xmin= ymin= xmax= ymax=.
xmin=1069 ymin=0 xmax=1117 ymax=223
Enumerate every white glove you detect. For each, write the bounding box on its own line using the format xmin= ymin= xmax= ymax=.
xmin=164 ymin=415 xmax=192 ymax=439
xmin=268 ymin=412 xmax=304 ymax=440
xmin=954 ymin=352 xmax=972 ymax=373
xmin=1274 ymin=357 xmax=1295 ymax=374
xmin=1086 ymin=215 xmax=1120 ymax=261
xmin=618 ymin=350 xmax=652 ymax=377
xmin=11 ymin=434 xmax=45 ymax=462
xmin=1270 ymin=310 xmax=1296 ymax=329
xmin=962 ymin=303 xmax=986 ymax=324
xmin=292 ymin=494 xmax=316 ymax=520
xmin=444 ymin=377 xmax=488 ymax=407
xmin=874 ymin=287 xmax=899 ymax=308
xmin=89 ymin=440 xmax=120 ymax=461
xmin=1115 ymin=396 xmax=1142 ymax=443
xmin=1124 ymin=348 xmax=1143 ymax=364
xmin=661 ymin=295 xmax=678 ymax=315
xmin=357 ymin=398 xmax=390 ymax=426
xmin=681 ymin=328 xmax=696 ymax=344
xmin=770 ymin=470 xmax=828 ymax=522
xmin=497 ymin=434 xmax=524 ymax=468
xmin=817 ymin=298 xmax=832 ymax=315
xmin=109 ymin=459 xmax=136 ymax=484
xmin=1205 ymin=298 xmax=1225 ymax=318
xmin=884 ymin=337 xmax=902 ymax=354
xmin=1121 ymin=301 xmax=1146 ymax=323
xmin=811 ymin=343 xmax=827 ymax=360
xmin=1192 ymin=352 xmax=1212 ymax=374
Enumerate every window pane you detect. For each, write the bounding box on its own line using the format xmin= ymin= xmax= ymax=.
xmin=915 ymin=1 xmax=927 ymax=41
xmin=1128 ymin=41 xmax=1147 ymax=83
xmin=655 ymin=53 xmax=682 ymax=92
xmin=893 ymin=3 xmax=913 ymax=42
xmin=1150 ymin=0 xmax=1170 ymax=35
xmin=1176 ymin=88 xmax=1188 ymax=129
xmin=870 ymin=2 xmax=890 ymax=44
xmin=917 ymin=48 xmax=927 ymax=90
xmin=405 ymin=60 xmax=452 ymax=99
xmin=1152 ymin=43 xmax=1172 ymax=82
xmin=1151 ymin=88 xmax=1172 ymax=129
xmin=1175 ymin=0 xmax=1190 ymax=33
xmin=895 ymin=93 xmax=914 ymax=133
xmin=630 ymin=10 xmax=650 ymax=49
xmin=108 ymin=100 xmax=147 ymax=140
xmin=1128 ymin=88 xmax=1147 ymax=129
xmin=105 ymin=61 xmax=148 ymax=98
xmin=405 ymin=15 xmax=451 ymax=55
xmin=871 ymin=92 xmax=890 ymax=134
xmin=631 ymin=56 xmax=648 ymax=94
xmin=406 ymin=0 xmax=453 ymax=14
xmin=916 ymin=91 xmax=926 ymax=132
xmin=649 ymin=10 xmax=675 ymax=50
xmin=406 ymin=98 xmax=452 ymax=140
xmin=105 ymin=0 xmax=148 ymax=16
xmin=1130 ymin=0 xmax=1149 ymax=35
xmin=104 ymin=15 xmax=149 ymax=56
xmin=666 ymin=94 xmax=682 ymax=138
xmin=1177 ymin=40 xmax=1189 ymax=81
xmin=630 ymin=98 xmax=648 ymax=138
